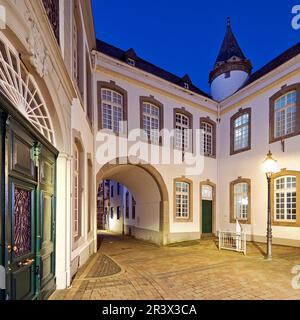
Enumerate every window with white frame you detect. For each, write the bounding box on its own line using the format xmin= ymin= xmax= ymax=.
xmin=73 ymin=143 xmax=80 ymax=237
xmin=101 ymin=89 xmax=123 ymax=133
xmin=175 ymin=181 xmax=190 ymax=219
xmin=201 ymin=121 xmax=214 ymax=156
xmin=175 ymin=113 xmax=190 ymax=151
xmin=233 ymin=182 xmax=249 ymax=221
xmin=142 ymin=102 xmax=160 ymax=144
xmin=233 ymin=113 xmax=250 ymax=151
xmin=275 ymin=176 xmax=296 ymax=222
xmin=274 ymin=91 xmax=297 ymax=138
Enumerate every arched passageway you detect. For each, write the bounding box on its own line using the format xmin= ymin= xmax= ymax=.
xmin=96 ymin=160 xmax=169 ymax=245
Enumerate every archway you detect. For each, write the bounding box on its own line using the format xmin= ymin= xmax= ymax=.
xmin=96 ymin=159 xmax=169 ymax=245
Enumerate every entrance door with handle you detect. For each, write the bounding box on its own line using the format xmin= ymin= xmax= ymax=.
xmin=6 ymin=121 xmax=38 ymax=300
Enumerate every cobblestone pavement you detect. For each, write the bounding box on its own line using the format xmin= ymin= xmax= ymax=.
xmin=50 ymin=232 xmax=300 ymax=300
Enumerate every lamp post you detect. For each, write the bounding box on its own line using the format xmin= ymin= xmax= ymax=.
xmin=262 ymin=151 xmax=278 ymax=260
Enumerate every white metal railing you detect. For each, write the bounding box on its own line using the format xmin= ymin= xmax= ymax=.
xmin=218 ymin=220 xmax=247 ymax=255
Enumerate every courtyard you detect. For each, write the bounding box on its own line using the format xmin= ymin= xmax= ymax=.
xmin=50 ymin=232 xmax=300 ymax=300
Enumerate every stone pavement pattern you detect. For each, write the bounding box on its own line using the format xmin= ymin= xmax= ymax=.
xmin=50 ymin=233 xmax=300 ymax=300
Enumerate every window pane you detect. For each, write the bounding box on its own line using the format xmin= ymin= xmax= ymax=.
xmin=234 ymin=182 xmax=248 ymax=220
xmin=234 ymin=114 xmax=249 ymax=151
xmin=274 ymin=176 xmax=297 ymax=222
xmin=175 ymin=181 xmax=190 ymax=219
xmin=274 ymin=91 xmax=297 ymax=138
xmin=142 ymin=103 xmax=160 ymax=144
xmin=201 ymin=121 xmax=214 ymax=156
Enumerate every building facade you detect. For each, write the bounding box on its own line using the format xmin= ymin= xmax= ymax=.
xmin=0 ymin=0 xmax=299 ymax=300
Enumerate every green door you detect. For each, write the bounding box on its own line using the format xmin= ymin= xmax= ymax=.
xmin=6 ymin=121 xmax=38 ymax=300
xmin=39 ymin=147 xmax=56 ymax=300
xmin=202 ymin=200 xmax=213 ymax=234
xmin=0 ymin=101 xmax=57 ymax=300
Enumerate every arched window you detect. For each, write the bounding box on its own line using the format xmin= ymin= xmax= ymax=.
xmin=0 ymin=37 xmax=55 ymax=144
xmin=174 ymin=178 xmax=193 ymax=221
xmin=230 ymin=108 xmax=251 ymax=155
xmin=269 ymin=84 xmax=300 ymax=143
xmin=98 ymin=82 xmax=128 ymax=134
xmin=174 ymin=109 xmax=193 ymax=153
xmin=230 ymin=178 xmax=251 ymax=224
xmin=271 ymin=170 xmax=300 ymax=226
xmin=200 ymin=117 xmax=216 ymax=158
xmin=140 ymin=96 xmax=164 ymax=144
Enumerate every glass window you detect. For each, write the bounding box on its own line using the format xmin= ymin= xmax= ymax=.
xmin=175 ymin=181 xmax=190 ymax=219
xmin=201 ymin=121 xmax=214 ymax=156
xmin=234 ymin=113 xmax=249 ymax=151
xmin=275 ymin=91 xmax=297 ymax=138
xmin=175 ymin=113 xmax=190 ymax=151
xmin=142 ymin=102 xmax=160 ymax=144
xmin=202 ymin=185 xmax=213 ymax=201
xmin=101 ymin=89 xmax=123 ymax=133
xmin=233 ymin=182 xmax=249 ymax=221
xmin=275 ymin=176 xmax=297 ymax=222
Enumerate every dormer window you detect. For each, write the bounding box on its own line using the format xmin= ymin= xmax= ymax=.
xmin=127 ymin=58 xmax=135 ymax=67
xmin=184 ymin=83 xmax=189 ymax=90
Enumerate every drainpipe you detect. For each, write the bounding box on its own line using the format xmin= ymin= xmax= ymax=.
xmin=216 ymin=102 xmax=221 ymax=235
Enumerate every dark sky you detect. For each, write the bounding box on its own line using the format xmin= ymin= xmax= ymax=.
xmin=92 ymin=0 xmax=300 ymax=93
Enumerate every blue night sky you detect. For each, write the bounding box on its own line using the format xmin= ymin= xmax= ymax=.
xmin=92 ymin=0 xmax=300 ymax=93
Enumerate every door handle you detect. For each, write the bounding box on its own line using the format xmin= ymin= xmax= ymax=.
xmin=7 ymin=245 xmax=18 ymax=253
xmin=18 ymin=259 xmax=34 ymax=267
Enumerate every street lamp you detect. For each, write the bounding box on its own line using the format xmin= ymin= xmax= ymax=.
xmin=262 ymin=151 xmax=278 ymax=260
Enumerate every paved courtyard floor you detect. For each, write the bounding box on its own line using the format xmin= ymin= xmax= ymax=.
xmin=50 ymin=232 xmax=300 ymax=300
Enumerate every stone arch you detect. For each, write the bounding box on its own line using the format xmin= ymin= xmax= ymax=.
xmin=96 ymin=157 xmax=169 ymax=245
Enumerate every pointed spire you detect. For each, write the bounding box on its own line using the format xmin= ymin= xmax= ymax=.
xmin=209 ymin=17 xmax=252 ymax=85
xmin=227 ymin=16 xmax=231 ymax=28
xmin=215 ymin=17 xmax=246 ymax=65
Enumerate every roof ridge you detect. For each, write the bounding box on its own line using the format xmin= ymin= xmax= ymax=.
xmin=96 ymin=39 xmax=211 ymax=98
xmin=241 ymin=41 xmax=300 ymax=88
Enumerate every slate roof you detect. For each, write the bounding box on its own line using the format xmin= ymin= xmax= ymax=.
xmin=215 ymin=18 xmax=246 ymax=64
xmin=242 ymin=41 xmax=300 ymax=88
xmin=96 ymin=39 xmax=211 ymax=99
xmin=96 ymin=37 xmax=300 ymax=102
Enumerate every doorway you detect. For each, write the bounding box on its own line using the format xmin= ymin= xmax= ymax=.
xmin=0 ymin=99 xmax=58 ymax=300
xmin=201 ymin=183 xmax=215 ymax=235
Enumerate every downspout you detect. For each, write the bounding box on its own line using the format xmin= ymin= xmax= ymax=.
xmin=216 ymin=101 xmax=221 ymax=235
